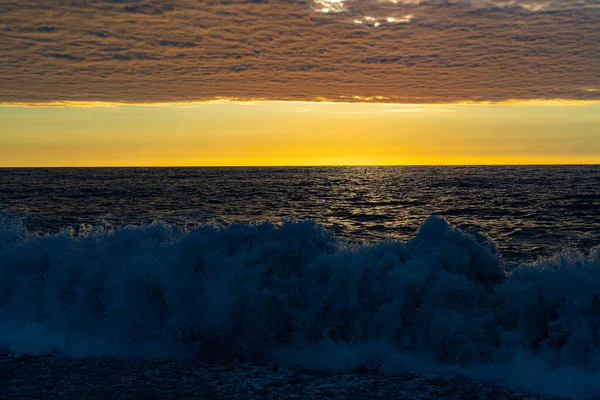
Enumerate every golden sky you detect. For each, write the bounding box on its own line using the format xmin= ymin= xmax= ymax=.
xmin=1 ymin=102 xmax=598 ymax=166
xmin=1 ymin=1 xmax=598 ymax=166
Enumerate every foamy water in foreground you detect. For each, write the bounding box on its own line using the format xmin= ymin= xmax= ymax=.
xmin=1 ymin=215 xmax=600 ymax=399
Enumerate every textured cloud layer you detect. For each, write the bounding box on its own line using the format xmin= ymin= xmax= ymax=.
xmin=1 ymin=0 xmax=599 ymax=103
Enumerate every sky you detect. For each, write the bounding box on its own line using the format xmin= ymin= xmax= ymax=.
xmin=2 ymin=102 xmax=599 ymax=166
xmin=1 ymin=0 xmax=599 ymax=166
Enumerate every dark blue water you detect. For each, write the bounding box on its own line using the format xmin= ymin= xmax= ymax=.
xmin=1 ymin=166 xmax=598 ymax=261
xmin=2 ymin=166 xmax=600 ymax=399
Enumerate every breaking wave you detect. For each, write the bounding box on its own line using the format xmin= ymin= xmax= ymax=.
xmin=1 ymin=215 xmax=599 ymax=398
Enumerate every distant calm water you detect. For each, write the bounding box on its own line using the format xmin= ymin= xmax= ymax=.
xmin=0 ymin=165 xmax=598 ymax=261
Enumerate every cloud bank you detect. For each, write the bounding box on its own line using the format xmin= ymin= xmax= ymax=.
xmin=1 ymin=0 xmax=599 ymax=103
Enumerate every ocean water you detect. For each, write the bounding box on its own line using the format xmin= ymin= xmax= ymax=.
xmin=1 ymin=166 xmax=599 ymax=261
xmin=1 ymin=166 xmax=600 ymax=398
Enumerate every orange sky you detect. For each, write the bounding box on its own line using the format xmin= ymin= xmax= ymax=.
xmin=1 ymin=102 xmax=598 ymax=167
xmin=2 ymin=1 xmax=598 ymax=167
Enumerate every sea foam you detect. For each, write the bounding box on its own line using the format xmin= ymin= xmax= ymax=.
xmin=1 ymin=215 xmax=599 ymax=398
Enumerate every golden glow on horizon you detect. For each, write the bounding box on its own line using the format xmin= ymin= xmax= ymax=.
xmin=1 ymin=102 xmax=599 ymax=167
xmin=2 ymin=99 xmax=600 ymax=108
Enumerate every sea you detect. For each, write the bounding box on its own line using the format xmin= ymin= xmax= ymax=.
xmin=1 ymin=166 xmax=599 ymax=399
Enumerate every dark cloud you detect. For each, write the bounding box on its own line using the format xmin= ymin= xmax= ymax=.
xmin=0 ymin=0 xmax=598 ymax=103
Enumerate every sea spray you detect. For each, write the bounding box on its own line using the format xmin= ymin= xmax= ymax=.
xmin=1 ymin=215 xmax=599 ymax=398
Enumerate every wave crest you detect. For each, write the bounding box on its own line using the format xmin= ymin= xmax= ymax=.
xmin=1 ymin=215 xmax=599 ymax=397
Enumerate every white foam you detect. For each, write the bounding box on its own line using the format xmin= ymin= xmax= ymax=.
xmin=1 ymin=215 xmax=599 ymax=398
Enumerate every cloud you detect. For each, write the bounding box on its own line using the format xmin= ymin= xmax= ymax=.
xmin=340 ymin=0 xmax=599 ymax=12
xmin=0 ymin=0 xmax=598 ymax=104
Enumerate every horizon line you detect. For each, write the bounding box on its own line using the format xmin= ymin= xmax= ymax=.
xmin=1 ymin=164 xmax=599 ymax=169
